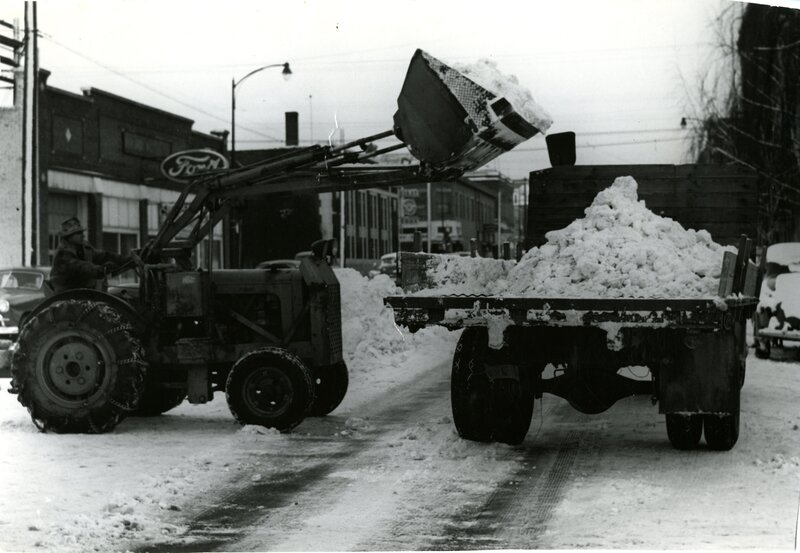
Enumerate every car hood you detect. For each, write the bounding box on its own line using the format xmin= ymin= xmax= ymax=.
xmin=0 ymin=289 xmax=43 ymax=304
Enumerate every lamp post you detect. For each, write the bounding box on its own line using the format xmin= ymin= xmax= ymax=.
xmin=230 ymin=61 xmax=292 ymax=166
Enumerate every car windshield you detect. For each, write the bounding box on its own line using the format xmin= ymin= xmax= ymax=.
xmin=0 ymin=270 xmax=43 ymax=290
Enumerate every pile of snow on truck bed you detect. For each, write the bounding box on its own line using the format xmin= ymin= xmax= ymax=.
xmin=420 ymin=176 xmax=732 ymax=298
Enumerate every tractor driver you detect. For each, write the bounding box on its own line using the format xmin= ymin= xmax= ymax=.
xmin=50 ymin=217 xmax=131 ymax=293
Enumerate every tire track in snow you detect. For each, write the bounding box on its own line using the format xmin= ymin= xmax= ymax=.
xmin=131 ymin=362 xmax=453 ymax=552
xmin=355 ymin=396 xmax=574 ymax=551
xmin=435 ymin=427 xmax=584 ymax=550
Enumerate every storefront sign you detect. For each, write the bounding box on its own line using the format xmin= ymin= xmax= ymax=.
xmin=160 ymin=149 xmax=229 ymax=183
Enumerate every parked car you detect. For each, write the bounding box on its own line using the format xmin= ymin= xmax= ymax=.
xmin=370 ymin=252 xmax=399 ymax=282
xmin=754 ymin=243 xmax=800 ymax=359
xmin=256 ymin=259 xmax=301 ymax=270
xmin=0 ymin=267 xmax=51 ymax=376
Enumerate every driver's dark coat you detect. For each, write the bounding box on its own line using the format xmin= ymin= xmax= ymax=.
xmin=49 ymin=239 xmax=126 ymax=293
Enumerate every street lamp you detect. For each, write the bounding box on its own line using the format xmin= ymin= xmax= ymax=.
xmin=231 ymin=61 xmax=292 ymax=166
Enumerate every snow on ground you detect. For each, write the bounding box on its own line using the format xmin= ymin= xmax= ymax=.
xmin=0 ymin=269 xmax=460 ymax=553
xmin=0 ymin=269 xmax=798 ymax=551
xmin=417 ymin=176 xmax=732 ymax=298
xmin=542 ymin=354 xmax=800 ymax=549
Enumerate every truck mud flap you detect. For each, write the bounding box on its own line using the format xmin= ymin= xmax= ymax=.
xmin=659 ymin=331 xmax=739 ymax=414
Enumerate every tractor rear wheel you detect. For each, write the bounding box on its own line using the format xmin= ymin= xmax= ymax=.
xmin=225 ymin=347 xmax=314 ymax=432
xmin=309 ymin=361 xmax=349 ymax=416
xmin=11 ymin=299 xmax=146 ymax=433
xmin=665 ymin=413 xmax=703 ymax=450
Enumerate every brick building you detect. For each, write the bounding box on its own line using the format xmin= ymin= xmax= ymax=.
xmin=0 ymin=68 xmax=23 ymax=267
xmin=0 ymin=69 xmax=227 ymax=272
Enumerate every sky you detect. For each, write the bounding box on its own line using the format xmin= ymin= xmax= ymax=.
xmin=0 ymin=0 xmax=788 ymax=179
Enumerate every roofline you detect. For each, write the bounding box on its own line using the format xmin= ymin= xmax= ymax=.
xmin=44 ymin=84 xmax=94 ymax=104
xmin=82 ymin=87 xmax=196 ymax=124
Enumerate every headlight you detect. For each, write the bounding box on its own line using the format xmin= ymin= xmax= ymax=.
xmin=0 ymin=299 xmax=9 ymax=313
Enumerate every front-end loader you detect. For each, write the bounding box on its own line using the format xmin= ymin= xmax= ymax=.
xmin=9 ymin=49 xmax=545 ymax=433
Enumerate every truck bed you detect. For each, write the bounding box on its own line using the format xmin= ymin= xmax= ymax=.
xmin=385 ymin=294 xmax=759 ymax=331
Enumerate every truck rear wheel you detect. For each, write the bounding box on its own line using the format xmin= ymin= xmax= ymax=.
xmin=754 ymin=339 xmax=770 ymax=359
xmin=451 ymin=328 xmax=493 ymax=442
xmin=490 ymin=378 xmax=534 ymax=446
xmin=11 ymin=299 xmax=146 ymax=433
xmin=451 ymin=327 xmax=534 ymax=445
xmin=703 ymin=413 xmax=739 ymax=451
xmin=226 ymin=348 xmax=314 ymax=432
xmin=665 ymin=414 xmax=703 ymax=450
xmin=309 ymin=362 xmax=349 ymax=416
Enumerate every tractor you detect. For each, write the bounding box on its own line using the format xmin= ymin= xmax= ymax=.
xmin=9 ymin=49 xmax=545 ymax=433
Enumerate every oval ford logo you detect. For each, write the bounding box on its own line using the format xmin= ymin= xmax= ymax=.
xmin=160 ymin=149 xmax=229 ymax=183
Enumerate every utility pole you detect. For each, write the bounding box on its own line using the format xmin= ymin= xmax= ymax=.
xmin=21 ymin=1 xmax=37 ymax=267
xmin=497 ymin=188 xmax=502 ymax=257
xmin=426 ymin=182 xmax=432 ymax=253
xmin=339 ymin=191 xmax=345 ymax=268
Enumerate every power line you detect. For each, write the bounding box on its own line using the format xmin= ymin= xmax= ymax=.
xmin=233 ymin=136 xmax=688 ymax=151
xmin=512 ymin=136 xmax=689 ymax=153
xmin=49 ymin=41 xmax=712 ymax=75
xmin=40 ymin=32 xmax=282 ymax=142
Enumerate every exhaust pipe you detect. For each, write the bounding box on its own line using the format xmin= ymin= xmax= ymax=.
xmin=545 ymin=131 xmax=576 ymax=167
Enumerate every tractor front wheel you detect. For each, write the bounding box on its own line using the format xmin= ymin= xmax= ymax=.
xmin=226 ymin=348 xmax=314 ymax=432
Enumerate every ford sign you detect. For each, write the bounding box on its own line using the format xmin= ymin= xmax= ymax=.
xmin=160 ymin=149 xmax=229 ymax=183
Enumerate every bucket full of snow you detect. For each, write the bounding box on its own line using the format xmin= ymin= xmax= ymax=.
xmin=393 ymin=49 xmax=552 ymax=172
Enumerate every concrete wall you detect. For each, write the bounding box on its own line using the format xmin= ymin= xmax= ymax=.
xmin=0 ymin=71 xmax=23 ymax=267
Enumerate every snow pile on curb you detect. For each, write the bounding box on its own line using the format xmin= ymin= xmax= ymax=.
xmin=336 ymin=270 xmax=408 ymax=363
xmin=454 ymin=58 xmax=553 ymax=133
xmin=413 ymin=177 xmax=731 ymax=299
xmin=335 ymin=268 xmax=458 ymax=379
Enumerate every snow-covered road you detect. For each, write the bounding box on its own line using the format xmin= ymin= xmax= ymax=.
xmin=0 ymin=270 xmax=798 ymax=552
xmin=1 ymin=353 xmax=798 ymax=552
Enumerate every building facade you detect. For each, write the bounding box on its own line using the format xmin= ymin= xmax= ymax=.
xmin=398 ymin=171 xmax=518 ymax=256
xmin=0 ymin=69 xmax=228 ymax=273
xmin=235 ymin=148 xmax=400 ymax=273
xmin=0 ymin=67 xmax=23 ymax=268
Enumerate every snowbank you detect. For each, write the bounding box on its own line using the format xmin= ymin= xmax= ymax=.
xmin=418 ymin=176 xmax=732 ymax=299
xmin=335 ymin=268 xmax=458 ymax=384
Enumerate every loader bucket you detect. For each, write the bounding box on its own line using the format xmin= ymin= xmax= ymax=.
xmin=394 ymin=49 xmax=544 ymax=172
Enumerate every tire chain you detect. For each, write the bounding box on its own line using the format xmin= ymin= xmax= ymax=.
xmin=14 ymin=299 xmax=147 ymax=433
